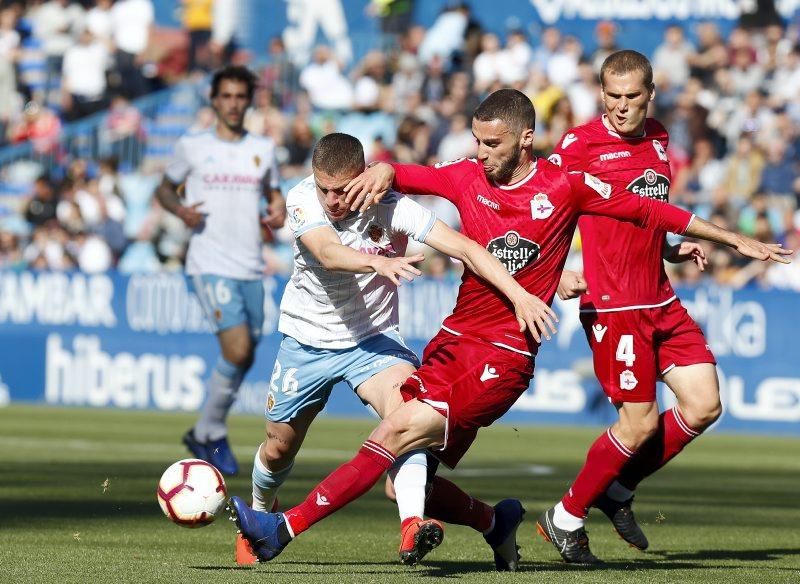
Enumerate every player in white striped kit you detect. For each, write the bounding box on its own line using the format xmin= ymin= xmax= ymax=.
xmin=156 ymin=66 xmax=286 ymax=476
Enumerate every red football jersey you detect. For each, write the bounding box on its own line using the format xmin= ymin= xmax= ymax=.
xmin=391 ymin=158 xmax=693 ymax=356
xmin=550 ymin=116 xmax=675 ymax=311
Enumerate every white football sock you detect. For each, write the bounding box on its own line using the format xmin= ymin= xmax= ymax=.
xmin=388 ymin=451 xmax=428 ymax=521
xmin=606 ymin=480 xmax=635 ymax=503
xmin=195 ymin=357 xmax=244 ymax=442
xmin=251 ymin=448 xmax=293 ymax=511
xmin=553 ymin=501 xmax=585 ymax=531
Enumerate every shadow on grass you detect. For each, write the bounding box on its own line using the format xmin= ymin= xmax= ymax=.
xmin=657 ymin=548 xmax=800 ymax=562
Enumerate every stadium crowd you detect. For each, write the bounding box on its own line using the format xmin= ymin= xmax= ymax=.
xmin=0 ymin=1 xmax=798 ymax=290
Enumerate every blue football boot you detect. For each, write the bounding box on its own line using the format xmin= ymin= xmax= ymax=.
xmin=228 ymin=496 xmax=290 ymax=562
xmin=483 ymin=498 xmax=525 ymax=571
xmin=206 ymin=435 xmax=239 ymax=476
xmin=181 ymin=428 xmax=208 ymax=460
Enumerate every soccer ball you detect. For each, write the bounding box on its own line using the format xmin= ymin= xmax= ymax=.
xmin=157 ymin=459 xmax=227 ymax=528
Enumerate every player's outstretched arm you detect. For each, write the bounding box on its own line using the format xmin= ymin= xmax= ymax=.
xmin=299 ymin=226 xmax=424 ymax=285
xmin=423 ymin=220 xmax=558 ymax=343
xmin=683 ymin=217 xmax=793 ymax=264
xmin=155 ymin=176 xmax=205 ymax=228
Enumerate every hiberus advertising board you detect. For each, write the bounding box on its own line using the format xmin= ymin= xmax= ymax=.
xmin=0 ymin=270 xmax=797 ymax=435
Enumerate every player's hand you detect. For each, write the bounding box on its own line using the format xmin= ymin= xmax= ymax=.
xmin=733 ymin=235 xmax=793 ymax=264
xmin=374 ymin=253 xmax=424 ymax=286
xmin=557 ymin=270 xmax=587 ymax=300
xmin=665 ymin=241 xmax=708 ymax=270
xmin=512 ymin=292 xmax=559 ymax=343
xmin=344 ymin=162 xmax=395 ymax=212
xmin=176 ymin=202 xmax=206 ymax=228
xmin=263 ymin=196 xmax=287 ymax=229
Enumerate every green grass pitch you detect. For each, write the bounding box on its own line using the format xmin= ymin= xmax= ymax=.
xmin=1 ymin=405 xmax=798 ymax=583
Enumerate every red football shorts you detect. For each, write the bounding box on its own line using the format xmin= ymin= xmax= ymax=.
xmin=400 ymin=329 xmax=534 ymax=468
xmin=580 ymin=299 xmax=716 ymax=404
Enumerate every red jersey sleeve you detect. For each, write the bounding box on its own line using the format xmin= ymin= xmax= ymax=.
xmin=548 ymin=130 xmax=587 ymax=171
xmin=390 ymin=158 xmax=474 ymax=204
xmin=569 ymin=171 xmax=693 ymax=234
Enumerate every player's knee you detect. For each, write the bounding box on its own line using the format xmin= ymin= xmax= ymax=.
xmin=262 ymin=438 xmax=294 ymax=468
xmin=683 ymin=397 xmax=722 ymax=429
xmin=225 ymin=345 xmax=253 ymax=369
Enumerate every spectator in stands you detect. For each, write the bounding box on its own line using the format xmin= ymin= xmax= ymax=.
xmin=262 ymin=36 xmax=298 ymax=110
xmin=0 ymin=229 xmax=25 ymax=270
xmin=436 ymin=112 xmax=474 ymax=161
xmin=23 ymin=176 xmax=58 ymax=227
xmin=0 ymin=7 xmax=21 ymax=145
xmin=687 ymin=22 xmax=728 ymax=85
xmin=531 ymin=27 xmax=560 ymax=74
xmin=181 ymin=0 xmax=213 ymax=72
xmin=546 ymin=35 xmax=581 ymax=89
xmin=719 ymin=134 xmax=766 ymax=209
xmin=61 ymin=29 xmax=109 ymax=120
xmin=109 ymin=0 xmax=154 ymax=99
xmin=759 ymin=139 xmax=798 ymax=200
xmin=417 ymin=2 xmax=468 ymax=67
xmin=566 ymin=62 xmax=599 ymax=125
xmin=472 ymin=32 xmax=503 ymax=93
xmin=298 ymin=45 xmax=353 ymax=110
xmin=104 ymin=94 xmax=144 ymax=167
xmin=589 ymin=20 xmax=618 ymax=74
xmin=86 ymin=0 xmax=114 ymax=49
xmin=653 ymin=24 xmax=694 ymax=88
xmin=29 ymin=0 xmax=85 ymax=98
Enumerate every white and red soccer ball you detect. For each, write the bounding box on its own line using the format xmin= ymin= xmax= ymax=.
xmin=157 ymin=459 xmax=227 ymax=527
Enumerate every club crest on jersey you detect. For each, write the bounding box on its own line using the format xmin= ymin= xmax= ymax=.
xmin=531 ymin=193 xmax=555 ymax=220
xmin=288 ymin=207 xmax=306 ymax=230
xmin=620 ymin=370 xmax=638 ymax=391
xmin=267 ymin=392 xmax=275 ymax=412
xmin=652 ymin=140 xmax=668 ymax=161
xmin=548 ymin=153 xmax=563 ymax=166
xmin=367 ymin=223 xmax=384 ymax=242
xmin=626 ymin=169 xmax=670 ymax=202
xmin=487 ymin=230 xmax=540 ymax=275
xmin=254 ymin=155 xmax=261 ymax=167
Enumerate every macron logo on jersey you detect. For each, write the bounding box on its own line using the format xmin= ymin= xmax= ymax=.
xmin=561 ymin=133 xmax=578 ymax=149
xmin=599 ymin=151 xmax=631 ymax=162
xmin=592 ymin=324 xmax=608 ymax=342
xmin=477 ymin=194 xmax=500 ymax=210
xmin=316 ymin=492 xmax=330 ymax=506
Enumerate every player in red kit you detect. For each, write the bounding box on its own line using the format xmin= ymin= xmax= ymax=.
xmin=536 ymin=50 xmax=739 ymax=564
xmin=227 ymin=89 xmax=791 ymax=567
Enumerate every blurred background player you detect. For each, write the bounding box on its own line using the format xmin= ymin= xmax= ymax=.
xmin=239 ymin=132 xmax=526 ymax=568
xmin=539 ymin=50 xmax=743 ymax=564
xmin=156 ymin=65 xmax=286 ymax=475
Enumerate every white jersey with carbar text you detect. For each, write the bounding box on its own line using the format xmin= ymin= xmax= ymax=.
xmin=165 ymin=129 xmax=280 ymax=279
xmin=280 ymin=175 xmax=436 ymax=349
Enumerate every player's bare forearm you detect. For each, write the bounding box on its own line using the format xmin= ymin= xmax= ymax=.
xmin=318 ymin=241 xmax=384 ymax=273
xmin=685 ymin=217 xmax=793 ymax=263
xmin=155 ymin=177 xmax=183 ymax=215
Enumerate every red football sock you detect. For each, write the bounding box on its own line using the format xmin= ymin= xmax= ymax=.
xmin=284 ymin=441 xmax=396 ymax=536
xmin=425 ymin=476 xmax=494 ymax=533
xmin=562 ymin=428 xmax=633 ymax=519
xmin=617 ymin=407 xmax=701 ymax=490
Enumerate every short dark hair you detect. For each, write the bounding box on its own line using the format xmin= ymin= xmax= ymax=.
xmin=210 ymin=65 xmax=258 ymax=100
xmin=311 ymin=133 xmax=365 ymax=175
xmin=473 ymin=88 xmax=536 ymax=135
xmin=600 ymin=50 xmax=654 ymax=88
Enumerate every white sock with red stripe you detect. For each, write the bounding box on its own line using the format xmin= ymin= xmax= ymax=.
xmin=560 ymin=428 xmax=633 ymax=524
xmin=283 ymin=440 xmax=396 ymax=536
